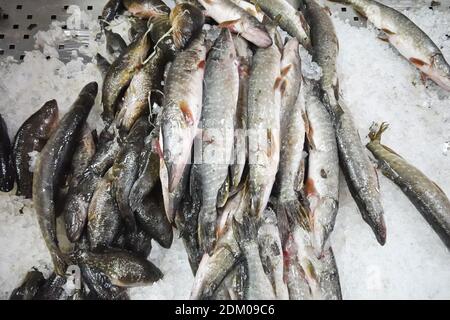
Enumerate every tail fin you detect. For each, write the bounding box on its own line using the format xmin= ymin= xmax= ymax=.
xmin=233 ymin=214 xmax=258 ymax=247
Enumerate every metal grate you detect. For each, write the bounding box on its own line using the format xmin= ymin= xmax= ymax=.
xmin=0 ymin=0 xmax=448 ymax=62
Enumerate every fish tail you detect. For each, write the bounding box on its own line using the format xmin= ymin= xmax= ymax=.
xmin=276 ymin=199 xmax=311 ymax=247
xmin=368 ymin=122 xmax=389 ymax=143
xmin=232 ymin=214 xmax=258 ymax=246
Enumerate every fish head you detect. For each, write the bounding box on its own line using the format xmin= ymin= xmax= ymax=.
xmin=38 ymin=99 xmax=59 ymax=138
xmin=170 ymin=3 xmax=205 ymax=50
xmin=360 ymin=199 xmax=387 ymax=246
xmin=429 ymin=54 xmax=450 ymax=91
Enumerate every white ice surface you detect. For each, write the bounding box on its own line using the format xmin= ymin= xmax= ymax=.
xmin=0 ymin=5 xmax=449 ymax=300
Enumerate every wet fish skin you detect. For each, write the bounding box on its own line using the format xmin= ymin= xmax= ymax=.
xmin=80 ymin=264 xmax=129 ymax=300
xmin=75 ymin=249 xmax=163 ymax=287
xmin=367 ymin=123 xmax=450 ymax=248
xmin=33 ymin=82 xmax=98 ymax=275
xmin=129 ymin=17 xmax=149 ymax=42
xmin=335 ymin=103 xmax=386 ymax=245
xmin=116 ymin=48 xmax=166 ymax=135
xmin=316 ymin=246 xmax=342 ymax=300
xmin=198 ymin=28 xmax=239 ymax=254
xmin=274 ymin=39 xmax=305 ymax=235
xmin=304 ymin=81 xmax=339 ymax=254
xmin=170 ymin=3 xmax=205 ymax=50
xmin=197 ymin=0 xmax=272 ymax=48
xmin=13 ymin=100 xmax=59 ymax=198
xmin=230 ymin=35 xmax=251 ymax=190
xmin=87 ymin=171 xmax=121 ymax=251
xmin=233 ymin=215 xmax=276 ymax=299
xmin=0 ymin=114 xmax=15 ymax=192
xmin=161 ymin=32 xmax=207 ymax=192
xmin=95 ymin=53 xmax=111 ymax=78
xmin=303 ymin=0 xmax=340 ymax=110
xmin=9 ymin=270 xmax=45 ymax=300
xmin=101 ymin=0 xmax=124 ymax=27
xmin=305 ymin=0 xmax=386 ymax=244
xmin=329 ymin=0 xmax=450 ymax=91
xmin=257 ymin=209 xmax=289 ymax=300
xmin=134 ymin=189 xmax=174 ymax=249
xmin=247 ymin=24 xmax=282 ymax=217
xmin=148 ymin=14 xmax=178 ymax=60
xmin=105 ymin=29 xmax=127 ymax=56
xmin=117 ymin=225 xmax=154 ymax=258
xmin=123 ymin=0 xmax=170 ymax=18
xmin=112 ymin=118 xmax=152 ymax=231
xmin=69 ymin=127 xmax=96 ymax=190
xmin=33 ymin=273 xmax=68 ymax=300
xmin=102 ymin=33 xmax=151 ymax=124
xmin=252 ymin=0 xmax=311 ymax=48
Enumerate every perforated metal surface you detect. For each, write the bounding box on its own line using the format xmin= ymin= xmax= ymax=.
xmin=0 ymin=0 xmax=448 ymax=62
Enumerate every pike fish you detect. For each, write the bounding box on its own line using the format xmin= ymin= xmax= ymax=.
xmin=367 ymin=123 xmax=450 ymax=248
xmin=81 ymin=264 xmax=129 ymax=300
xmin=247 ymin=24 xmax=282 ymax=217
xmin=161 ymin=32 xmax=207 ymax=192
xmin=9 ymin=270 xmax=45 ymax=300
xmin=329 ymin=0 xmax=450 ymax=91
xmin=0 ymin=114 xmax=14 ymax=192
xmin=197 ymin=0 xmax=272 ymax=48
xmin=33 ymin=82 xmax=97 ymax=275
xmin=251 ymin=0 xmax=311 ymax=48
xmin=304 ymin=81 xmax=339 ymax=254
xmin=230 ymin=35 xmax=252 ymax=190
xmin=198 ymin=29 xmax=239 ymax=254
xmin=13 ymin=100 xmax=59 ymax=198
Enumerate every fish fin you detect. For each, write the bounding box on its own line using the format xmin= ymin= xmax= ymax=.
xmin=274 ymin=76 xmax=283 ymax=90
xmin=305 ymin=177 xmax=317 ymax=198
xmin=324 ymin=6 xmax=333 ymax=16
xmin=409 ymin=57 xmax=428 ymax=67
xmin=304 ymin=113 xmax=316 ymax=150
xmin=266 ymin=128 xmax=278 ymax=158
xmin=354 ymin=7 xmax=368 ymax=19
xmin=280 ymin=79 xmax=288 ymax=96
xmin=281 ymin=64 xmax=292 ymax=77
xmin=197 ymin=60 xmax=206 ymax=69
xmin=368 ymin=122 xmax=389 ymax=143
xmin=381 ymin=144 xmax=404 ymax=159
xmin=179 ymin=100 xmax=194 ymax=126
xmin=232 ymin=215 xmax=258 ymax=245
xmin=218 ymin=19 xmax=241 ymax=30
xmin=377 ymin=34 xmax=389 ymax=42
xmin=382 ymin=28 xmax=396 ymax=35
xmin=420 ymin=72 xmax=429 ymax=84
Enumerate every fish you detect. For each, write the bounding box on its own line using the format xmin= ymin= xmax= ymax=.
xmin=305 ymin=0 xmax=386 ymax=245
xmin=116 ymin=48 xmax=165 ymax=135
xmin=148 ymin=14 xmax=178 ymax=60
xmin=257 ymin=209 xmax=289 ymax=300
xmin=170 ymin=3 xmax=205 ymax=50
xmin=198 ymin=28 xmax=239 ymax=254
xmin=129 ymin=17 xmax=149 ymax=42
xmin=74 ymin=249 xmax=163 ymax=287
xmin=12 ymin=100 xmax=59 ymax=198
xmin=0 ymin=114 xmax=15 ymax=192
xmin=273 ymin=38 xmax=305 ymax=248
xmin=33 ymin=82 xmax=98 ymax=275
xmin=80 ymin=264 xmax=129 ymax=300
xmin=230 ymin=35 xmax=252 ymax=190
xmin=303 ymin=0 xmax=340 ymax=110
xmin=161 ymin=32 xmax=207 ymax=192
xmin=95 ymin=53 xmax=111 ymax=77
xmin=68 ymin=127 xmax=96 ymax=188
xmin=233 ymin=215 xmax=276 ymax=299
xmin=111 ymin=118 xmax=152 ymax=231
xmin=63 ymin=126 xmax=120 ymax=242
xmin=9 ymin=269 xmax=45 ymax=300
xmin=286 ymin=0 xmax=303 ymax=9
xmin=116 ymin=224 xmax=154 ymax=258
xmin=33 ymin=273 xmax=68 ymax=300
xmin=197 ymin=0 xmax=272 ymax=48
xmin=367 ymin=123 xmax=450 ymax=248
xmin=87 ymin=169 xmax=121 ymax=251
xmin=247 ymin=24 xmax=282 ymax=217
xmin=329 ymin=0 xmax=450 ymax=91
xmin=133 ymin=188 xmax=174 ymax=249
xmin=304 ymin=81 xmax=339 ymax=254
xmin=101 ymin=0 xmax=124 ymax=28
xmin=123 ymin=0 xmax=170 ymax=18
xmin=229 ymin=0 xmax=265 ymax=22
xmin=251 ymin=0 xmax=311 ymax=48
xmin=105 ymin=29 xmax=128 ymax=56
xmin=102 ymin=33 xmax=151 ymax=124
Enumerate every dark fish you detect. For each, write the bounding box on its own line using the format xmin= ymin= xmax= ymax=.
xmin=9 ymin=269 xmax=45 ymax=300
xmin=80 ymin=264 xmax=129 ymax=300
xmin=0 ymin=114 xmax=15 ymax=192
xmin=95 ymin=53 xmax=111 ymax=78
xmin=101 ymin=0 xmax=124 ymax=27
xmin=102 ymin=33 xmax=151 ymax=124
xmin=13 ymin=100 xmax=58 ymax=198
xmin=105 ymin=29 xmax=128 ymax=56
xmin=170 ymin=3 xmax=205 ymax=49
xmin=33 ymin=82 xmax=98 ymax=275
xmin=33 ymin=273 xmax=67 ymax=300
xmin=75 ymin=249 xmax=163 ymax=287
xmin=117 ymin=225 xmax=153 ymax=258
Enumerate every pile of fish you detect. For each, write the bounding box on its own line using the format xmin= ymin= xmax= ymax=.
xmin=1 ymin=0 xmax=449 ymax=300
